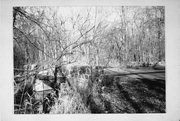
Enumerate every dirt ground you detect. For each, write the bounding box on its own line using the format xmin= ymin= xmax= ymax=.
xmin=88 ymin=69 xmax=165 ymax=113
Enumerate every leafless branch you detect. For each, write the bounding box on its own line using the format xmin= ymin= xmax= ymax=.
xmin=14 ymin=8 xmax=50 ymax=41
xmin=14 ymin=27 xmax=53 ymax=59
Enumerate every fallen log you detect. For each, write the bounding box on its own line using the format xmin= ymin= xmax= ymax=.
xmin=36 ymin=74 xmax=68 ymax=88
xmin=36 ymin=74 xmax=54 ymax=81
xmin=14 ymin=73 xmax=66 ymax=88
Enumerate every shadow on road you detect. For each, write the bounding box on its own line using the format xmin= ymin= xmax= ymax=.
xmin=116 ymin=81 xmax=143 ymax=113
xmin=115 ymin=76 xmax=165 ymax=113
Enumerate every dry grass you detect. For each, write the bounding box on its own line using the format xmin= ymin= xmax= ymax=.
xmin=14 ymin=68 xmax=165 ymax=114
xmin=50 ymin=82 xmax=90 ymax=114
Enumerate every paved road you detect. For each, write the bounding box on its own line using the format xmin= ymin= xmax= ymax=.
xmin=104 ymin=68 xmax=165 ymax=80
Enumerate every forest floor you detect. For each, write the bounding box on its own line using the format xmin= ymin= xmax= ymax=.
xmin=88 ymin=68 xmax=166 ymax=113
xmin=14 ymin=67 xmax=165 ymax=114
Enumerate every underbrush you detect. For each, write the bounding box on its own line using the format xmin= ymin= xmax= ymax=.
xmin=14 ymin=70 xmax=165 ymax=114
xmin=14 ymin=75 xmax=92 ymax=114
xmin=50 ymin=82 xmax=90 ymax=114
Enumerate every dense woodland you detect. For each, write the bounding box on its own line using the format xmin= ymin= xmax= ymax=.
xmin=13 ymin=6 xmax=165 ymax=114
xmin=13 ymin=6 xmax=165 ymax=69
